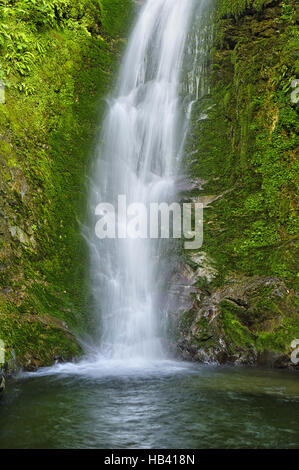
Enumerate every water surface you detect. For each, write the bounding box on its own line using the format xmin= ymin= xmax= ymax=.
xmin=0 ymin=363 xmax=298 ymax=449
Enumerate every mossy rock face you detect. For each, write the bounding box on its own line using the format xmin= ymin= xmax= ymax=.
xmin=177 ymin=272 xmax=298 ymax=366
xmin=0 ymin=0 xmax=133 ymax=371
xmin=178 ymin=0 xmax=298 ymax=367
xmin=0 ymin=312 xmax=82 ymax=371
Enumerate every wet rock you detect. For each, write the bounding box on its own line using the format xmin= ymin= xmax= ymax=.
xmin=174 ymin=270 xmax=297 ymax=367
xmin=257 ymin=351 xmax=291 ymax=369
xmin=189 ymin=252 xmax=218 ymax=283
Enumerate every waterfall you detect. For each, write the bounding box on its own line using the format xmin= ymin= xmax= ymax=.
xmin=88 ymin=0 xmax=196 ymax=363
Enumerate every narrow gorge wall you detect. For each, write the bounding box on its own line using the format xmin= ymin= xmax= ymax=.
xmin=179 ymin=0 xmax=298 ymax=367
xmin=0 ymin=0 xmax=133 ymax=370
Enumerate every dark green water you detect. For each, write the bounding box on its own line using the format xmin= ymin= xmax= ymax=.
xmin=0 ymin=364 xmax=298 ymax=449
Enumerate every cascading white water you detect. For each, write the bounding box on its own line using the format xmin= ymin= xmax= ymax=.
xmin=88 ymin=0 xmax=196 ymax=363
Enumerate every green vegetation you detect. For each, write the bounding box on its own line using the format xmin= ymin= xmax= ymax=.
xmin=0 ymin=0 xmax=133 ymax=369
xmin=182 ymin=0 xmax=299 ymax=364
xmin=218 ymin=0 xmax=273 ymax=18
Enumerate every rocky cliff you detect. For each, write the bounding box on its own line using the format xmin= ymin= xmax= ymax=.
xmin=178 ymin=0 xmax=298 ymax=368
xmin=0 ymin=0 xmax=132 ymax=372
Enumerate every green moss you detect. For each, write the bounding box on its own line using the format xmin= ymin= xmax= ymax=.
xmin=193 ymin=316 xmax=218 ymax=347
xmin=187 ymin=0 xmax=298 ymax=287
xmin=0 ymin=308 xmax=81 ymax=369
xmin=256 ymin=316 xmax=299 ymax=353
xmin=220 ymin=308 xmax=298 ymax=356
xmin=0 ymin=0 xmax=133 ymax=369
xmin=182 ymin=0 xmax=299 ymax=362
xmin=221 ymin=310 xmax=256 ymax=350
xmin=99 ymin=0 xmax=134 ymax=37
xmin=180 ymin=308 xmax=197 ymax=332
xmin=218 ymin=0 xmax=276 ymax=18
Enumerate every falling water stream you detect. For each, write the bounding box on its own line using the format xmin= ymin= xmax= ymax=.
xmin=0 ymin=0 xmax=298 ymax=449
xmin=88 ymin=0 xmax=196 ymax=363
